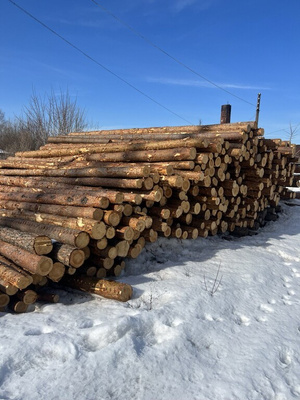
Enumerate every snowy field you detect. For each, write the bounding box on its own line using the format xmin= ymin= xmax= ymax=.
xmin=0 ymin=200 xmax=300 ymax=400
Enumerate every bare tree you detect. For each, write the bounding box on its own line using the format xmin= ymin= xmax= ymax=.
xmin=286 ymin=122 xmax=300 ymax=143
xmin=18 ymin=88 xmax=88 ymax=150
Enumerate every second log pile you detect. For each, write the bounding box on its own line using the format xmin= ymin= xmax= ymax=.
xmin=0 ymin=121 xmax=297 ymax=312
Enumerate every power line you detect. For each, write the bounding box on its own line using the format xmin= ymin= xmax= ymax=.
xmin=90 ymin=0 xmax=256 ymax=107
xmin=7 ymin=0 xmax=193 ymax=125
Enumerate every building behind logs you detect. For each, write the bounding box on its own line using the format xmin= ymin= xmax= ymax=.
xmin=0 ymin=121 xmax=298 ymax=312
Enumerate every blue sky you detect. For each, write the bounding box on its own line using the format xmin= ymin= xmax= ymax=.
xmin=1 ymin=0 xmax=300 ymax=140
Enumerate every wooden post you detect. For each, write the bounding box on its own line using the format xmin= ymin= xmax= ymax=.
xmin=220 ymin=104 xmax=231 ymax=124
xmin=255 ymin=93 xmax=261 ymax=126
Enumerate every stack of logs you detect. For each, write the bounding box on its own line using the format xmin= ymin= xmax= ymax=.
xmin=0 ymin=121 xmax=297 ymax=312
xmin=289 ymin=161 xmax=300 ymax=198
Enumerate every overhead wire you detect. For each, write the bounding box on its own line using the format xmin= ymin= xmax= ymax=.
xmin=7 ymin=0 xmax=193 ymax=125
xmin=90 ymin=0 xmax=256 ymax=108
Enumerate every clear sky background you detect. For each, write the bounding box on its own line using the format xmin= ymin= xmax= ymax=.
xmin=1 ymin=0 xmax=300 ymax=140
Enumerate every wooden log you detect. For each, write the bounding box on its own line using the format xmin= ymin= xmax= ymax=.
xmin=86 ymin=147 xmax=197 ymax=162
xmin=103 ymin=210 xmax=122 ymax=227
xmin=0 ymin=227 xmax=53 ymax=256
xmin=141 ymin=228 xmax=158 ymax=242
xmin=46 ymin=133 xmax=196 ymax=143
xmin=67 ymin=121 xmax=256 ymax=136
xmin=0 ymin=217 xmax=90 ymax=248
xmin=16 ymin=137 xmax=208 ymax=158
xmin=0 ymin=277 xmax=18 ymax=295
xmin=0 ymin=239 xmax=53 ymax=276
xmin=0 ymin=166 xmax=151 ymax=179
xmin=16 ymin=289 xmax=38 ymax=305
xmin=0 ymin=175 xmax=146 ymax=191
xmin=115 ymin=240 xmax=130 ymax=257
xmin=51 ymin=243 xmax=85 ymax=268
xmin=0 ymin=200 xmax=104 ymax=221
xmin=0 ymin=191 xmax=110 ymax=209
xmin=121 ymin=216 xmax=146 ymax=232
xmin=62 ymin=276 xmax=133 ymax=301
xmin=105 ymin=226 xmax=116 ymax=239
xmin=47 ymin=262 xmax=65 ymax=282
xmin=0 ymin=209 xmax=107 ymax=241
xmin=8 ymin=299 xmax=28 ymax=313
xmin=180 ymin=226 xmax=199 ymax=239
xmin=160 ymin=175 xmax=183 ymax=189
xmin=0 ymin=292 xmax=10 ymax=307
xmin=113 ymin=204 xmax=133 ymax=217
xmin=115 ymin=226 xmax=135 ymax=241
xmin=0 ymin=256 xmax=33 ymax=289
xmin=173 ymin=169 xmax=205 ymax=182
xmin=79 ymin=264 xmax=97 ymax=277
xmin=90 ymin=244 xmax=118 ymax=260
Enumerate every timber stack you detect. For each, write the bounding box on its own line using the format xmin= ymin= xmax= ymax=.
xmin=0 ymin=121 xmax=297 ymax=312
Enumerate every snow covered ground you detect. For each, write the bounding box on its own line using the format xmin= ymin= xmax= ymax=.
xmin=0 ymin=200 xmax=300 ymax=400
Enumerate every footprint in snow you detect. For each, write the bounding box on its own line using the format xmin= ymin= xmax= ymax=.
xmin=283 ymin=282 xmax=292 ymax=288
xmin=77 ymin=318 xmax=94 ymax=329
xmin=259 ymin=304 xmax=274 ymax=313
xmin=278 ymin=347 xmax=293 ymax=367
xmin=283 ymin=276 xmax=291 ymax=283
xmin=202 ymin=313 xmax=223 ymax=322
xmin=24 ymin=328 xmax=43 ymax=336
xmin=281 ymin=294 xmax=293 ymax=306
xmin=235 ymin=314 xmax=251 ymax=326
xmin=255 ymin=315 xmax=268 ymax=323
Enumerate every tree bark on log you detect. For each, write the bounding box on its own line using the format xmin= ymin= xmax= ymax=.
xmin=62 ymin=276 xmax=133 ymax=302
xmin=0 ymin=277 xmax=18 ymax=295
xmin=0 ymin=292 xmax=10 ymax=307
xmin=15 ymin=137 xmax=208 ymax=158
xmin=86 ymin=147 xmax=197 ymax=163
xmin=47 ymin=262 xmax=65 ymax=282
xmin=51 ymin=243 xmax=85 ymax=268
xmin=0 ymin=166 xmax=151 ymax=179
xmin=0 ymin=239 xmax=53 ymax=276
xmin=0 ymin=227 xmax=52 ymax=255
xmin=0 ymin=192 xmax=110 ymax=209
xmin=0 ymin=255 xmax=33 ymax=289
xmin=0 ymin=217 xmax=90 ymax=248
xmin=67 ymin=121 xmax=256 ymax=136
xmin=16 ymin=289 xmax=38 ymax=305
xmin=0 ymin=201 xmax=104 ymax=221
xmin=0 ymin=175 xmax=146 ymax=191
